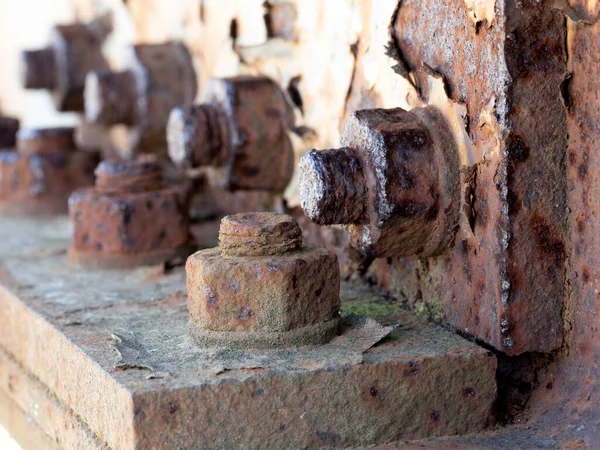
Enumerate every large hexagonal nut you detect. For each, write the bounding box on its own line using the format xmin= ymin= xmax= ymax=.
xmin=299 ymin=107 xmax=460 ymax=258
xmin=68 ymin=158 xmax=193 ymax=269
xmin=186 ymin=213 xmax=341 ymax=349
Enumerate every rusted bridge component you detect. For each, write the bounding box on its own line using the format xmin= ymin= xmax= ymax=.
xmin=0 ymin=116 xmax=19 ymax=149
xmin=167 ymin=76 xmax=295 ymax=192
xmin=299 ymin=107 xmax=460 ymax=259
xmin=186 ymin=212 xmax=341 ymax=348
xmin=68 ymin=157 xmax=193 ymax=269
xmin=21 ymin=18 xmax=111 ymax=112
xmin=0 ymin=127 xmax=99 ymax=216
xmin=85 ymin=42 xmax=197 ymax=154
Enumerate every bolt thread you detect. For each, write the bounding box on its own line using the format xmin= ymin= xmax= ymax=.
xmin=95 ymin=156 xmax=163 ymax=194
xmin=219 ymin=212 xmax=302 ymax=256
xmin=299 ymin=148 xmax=366 ymax=226
xmin=85 ymin=70 xmax=138 ymax=126
xmin=21 ymin=48 xmax=57 ymax=90
xmin=16 ymin=127 xmax=75 ymax=156
xmin=167 ymin=103 xmax=230 ymax=168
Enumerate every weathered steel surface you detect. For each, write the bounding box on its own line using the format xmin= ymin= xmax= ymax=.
xmin=168 ymin=76 xmax=295 ymax=192
xmin=0 ymin=127 xmax=99 ymax=216
xmin=299 ymin=106 xmax=460 ymax=258
xmin=21 ymin=22 xmax=109 ymax=112
xmin=384 ymin=0 xmax=568 ymax=355
xmin=0 ymin=216 xmax=497 ymax=449
xmin=68 ymin=158 xmax=193 ymax=269
xmin=85 ymin=42 xmax=197 ymax=155
xmin=0 ymin=348 xmax=107 ymax=450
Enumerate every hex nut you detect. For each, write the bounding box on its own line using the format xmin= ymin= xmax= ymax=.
xmin=0 ymin=127 xmax=99 ymax=216
xmin=186 ymin=212 xmax=341 ymax=349
xmin=299 ymin=106 xmax=460 ymax=258
xmin=69 ymin=157 xmax=193 ymax=269
xmin=167 ymin=76 xmax=295 ymax=192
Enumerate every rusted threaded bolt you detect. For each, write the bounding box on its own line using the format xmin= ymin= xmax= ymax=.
xmin=167 ymin=103 xmax=230 ymax=168
xmin=68 ymin=157 xmax=194 ymax=269
xmin=94 ymin=157 xmax=163 ymax=194
xmin=85 ymin=42 xmax=197 ymax=154
xmin=299 ymin=107 xmax=460 ymax=259
xmin=0 ymin=116 xmax=20 ymax=149
xmin=85 ymin=70 xmax=138 ymax=126
xmin=167 ymin=76 xmax=294 ymax=192
xmin=299 ymin=147 xmax=366 ymax=225
xmin=21 ymin=48 xmax=57 ymax=90
xmin=0 ymin=127 xmax=99 ymax=216
xmin=21 ymin=23 xmax=109 ymax=112
xmin=186 ymin=212 xmax=341 ymax=349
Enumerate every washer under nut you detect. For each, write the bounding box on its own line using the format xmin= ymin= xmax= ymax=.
xmin=186 ymin=212 xmax=342 ymax=349
xmin=68 ymin=157 xmax=194 ymax=269
xmin=0 ymin=127 xmax=99 ymax=216
xmin=299 ymin=107 xmax=461 ymax=259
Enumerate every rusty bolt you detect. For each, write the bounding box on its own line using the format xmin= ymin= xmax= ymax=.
xmin=186 ymin=212 xmax=341 ymax=349
xmin=85 ymin=42 xmax=197 ymax=154
xmin=21 ymin=21 xmax=110 ymax=112
xmin=0 ymin=116 xmax=19 ymax=149
xmin=299 ymin=107 xmax=460 ymax=258
xmin=167 ymin=76 xmax=294 ymax=192
xmin=0 ymin=127 xmax=99 ymax=216
xmin=68 ymin=156 xmax=194 ymax=269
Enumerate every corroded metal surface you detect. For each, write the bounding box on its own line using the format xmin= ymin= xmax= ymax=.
xmin=85 ymin=42 xmax=197 ymax=154
xmin=0 ymin=216 xmax=496 ymax=449
xmin=168 ymin=76 xmax=295 ymax=192
xmin=68 ymin=157 xmax=193 ymax=269
xmin=0 ymin=127 xmax=99 ymax=216
xmin=299 ymin=106 xmax=460 ymax=259
xmin=21 ymin=22 xmax=109 ymax=112
xmin=187 ymin=213 xmax=341 ymax=348
xmin=384 ymin=0 xmax=568 ymax=355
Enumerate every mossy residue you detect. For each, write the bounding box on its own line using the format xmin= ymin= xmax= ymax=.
xmin=415 ymin=301 xmax=445 ymax=324
xmin=341 ymin=297 xmax=403 ymax=318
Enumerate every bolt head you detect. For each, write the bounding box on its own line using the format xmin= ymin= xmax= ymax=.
xmin=339 ymin=107 xmax=459 ymax=258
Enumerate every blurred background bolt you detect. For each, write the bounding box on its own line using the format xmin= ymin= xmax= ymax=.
xmin=0 ymin=127 xmax=99 ymax=216
xmin=68 ymin=156 xmax=194 ymax=269
xmin=299 ymin=107 xmax=460 ymax=258
xmin=21 ymin=15 xmax=112 ymax=112
xmin=167 ymin=76 xmax=295 ymax=193
xmin=85 ymin=42 xmax=197 ymax=156
xmin=186 ymin=212 xmax=341 ymax=349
